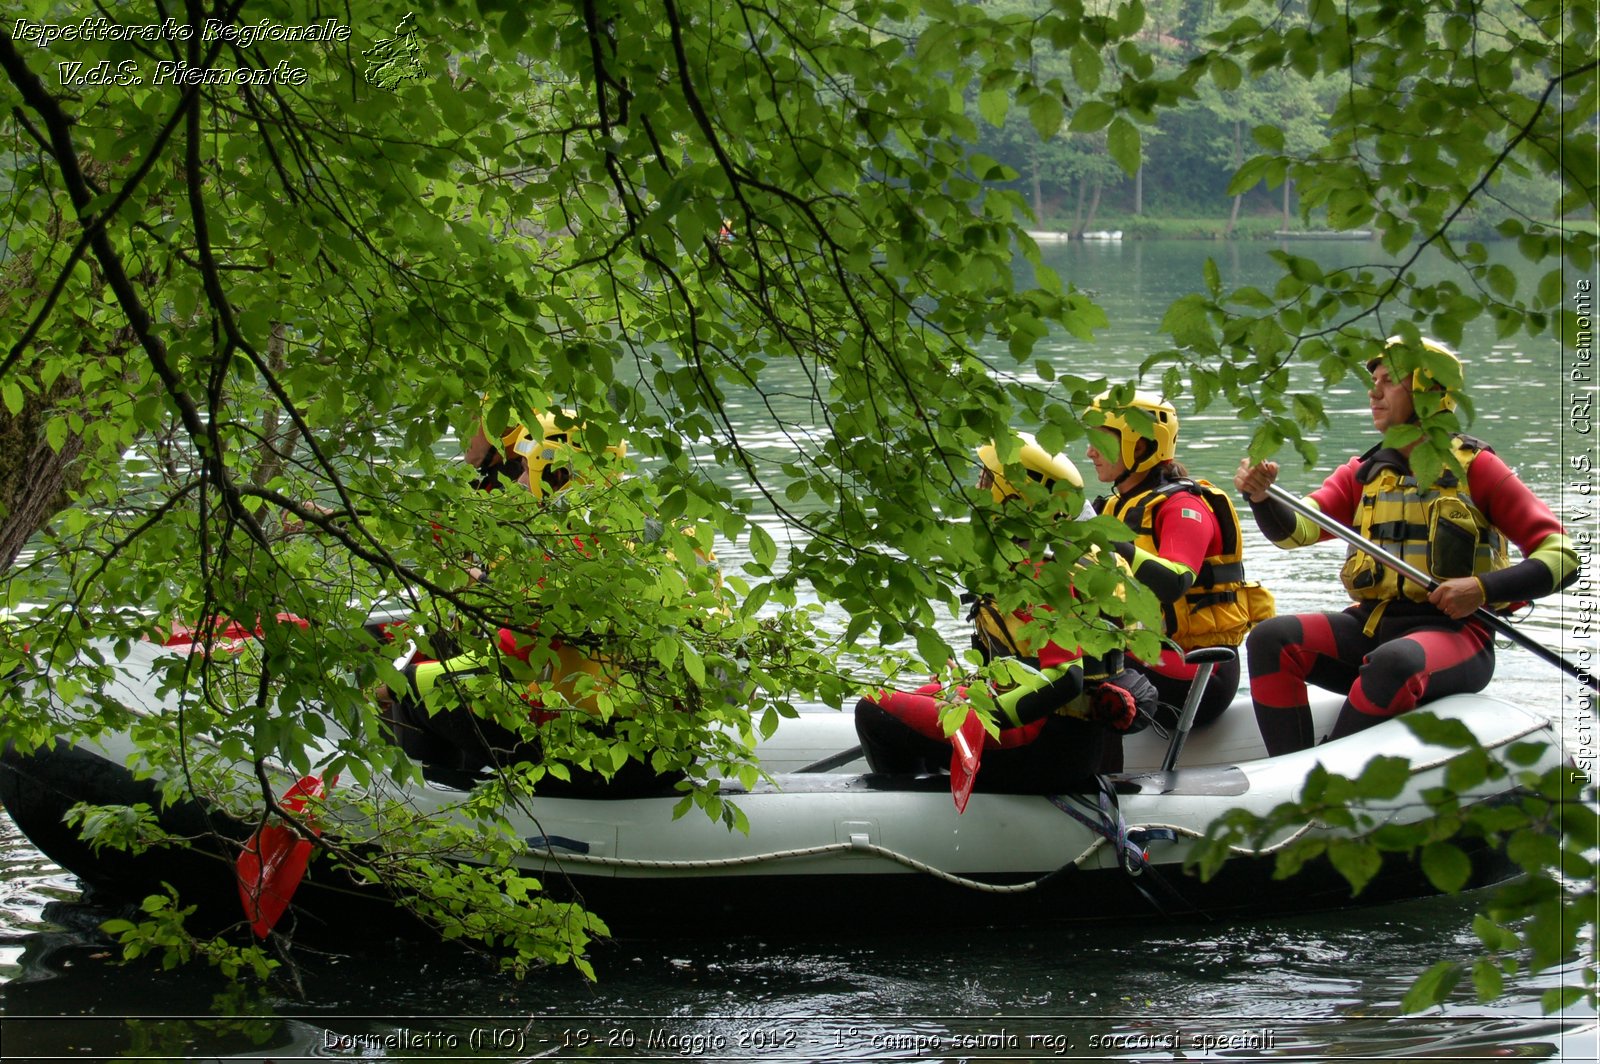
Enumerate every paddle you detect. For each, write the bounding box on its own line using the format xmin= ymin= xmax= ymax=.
xmin=948 ymin=712 xmax=987 ymax=813
xmin=235 ymin=773 xmax=336 ymax=939
xmin=1265 ymin=483 xmax=1598 ymax=693
xmin=234 ymin=638 xmax=421 ymax=937
xmin=795 ymin=745 xmax=864 ymax=773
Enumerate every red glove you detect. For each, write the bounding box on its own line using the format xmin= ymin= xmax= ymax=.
xmin=1089 ymin=682 xmax=1138 ymax=731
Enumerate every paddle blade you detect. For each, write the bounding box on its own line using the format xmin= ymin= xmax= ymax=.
xmin=234 ymin=774 xmax=335 ymax=938
xmin=237 ymin=829 xmax=314 ymax=939
xmin=949 ymin=713 xmax=985 ymax=814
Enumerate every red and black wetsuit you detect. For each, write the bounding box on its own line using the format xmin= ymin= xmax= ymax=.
xmin=1246 ymin=444 xmax=1574 ymax=753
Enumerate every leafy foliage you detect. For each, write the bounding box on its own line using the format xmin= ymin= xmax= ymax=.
xmin=0 ymin=0 xmax=1591 ymax=1007
xmin=1191 ymin=713 xmax=1597 ymax=1013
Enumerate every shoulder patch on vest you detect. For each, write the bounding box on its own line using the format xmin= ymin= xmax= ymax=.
xmin=1179 ymin=507 xmax=1202 ymax=521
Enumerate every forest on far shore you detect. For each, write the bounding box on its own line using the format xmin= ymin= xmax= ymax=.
xmin=974 ymin=0 xmax=1575 ymax=239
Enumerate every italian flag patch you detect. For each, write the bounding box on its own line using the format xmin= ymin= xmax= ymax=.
xmin=1179 ymin=507 xmax=1202 ymax=521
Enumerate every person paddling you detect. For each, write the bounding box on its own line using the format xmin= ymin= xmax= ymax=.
xmin=1234 ymin=336 xmax=1578 ymax=754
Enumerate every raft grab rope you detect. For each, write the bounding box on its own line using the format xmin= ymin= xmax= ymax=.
xmin=515 ymin=717 xmax=1553 ymax=895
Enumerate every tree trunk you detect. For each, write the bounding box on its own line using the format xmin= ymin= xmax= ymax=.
xmin=1134 ymin=164 xmax=1144 ymax=216
xmin=1069 ymin=179 xmax=1086 ymax=237
xmin=1224 ymin=120 xmax=1244 ymax=238
xmin=1083 ymin=180 xmax=1104 ymax=232
xmin=1282 ymin=176 xmax=1292 ymax=230
xmin=251 ymin=322 xmax=301 ymax=490
xmin=0 ymin=377 xmax=86 ymax=570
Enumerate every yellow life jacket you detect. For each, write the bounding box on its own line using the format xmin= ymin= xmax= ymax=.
xmin=967 ymin=558 xmax=1123 ymax=681
xmin=1340 ymin=436 xmax=1512 ymax=612
xmin=970 ymin=593 xmax=1041 ymax=664
xmin=966 ymin=567 xmax=1124 ymax=726
xmin=1104 ymin=477 xmax=1274 ymax=650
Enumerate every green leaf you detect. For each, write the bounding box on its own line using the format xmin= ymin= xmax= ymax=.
xmin=1421 ymin=841 xmax=1472 ymax=892
xmin=1107 ymin=117 xmax=1141 ymax=176
xmin=747 ymin=525 xmax=777 ymax=570
xmin=1471 ymin=958 xmax=1506 ymax=1003
xmin=1028 ymin=94 xmax=1065 ymax=139
xmin=1400 ymin=712 xmax=1480 ymax=749
xmin=681 ymin=642 xmax=705 ymax=685
xmin=1355 ymin=755 xmax=1412 ymax=799
xmin=1068 ymin=101 xmax=1115 ymax=133
xmin=1 ymin=381 xmax=21 ymax=415
xmin=1402 ymin=961 xmax=1462 ymax=1013
xmin=1252 ymin=124 xmax=1284 ymax=151
xmin=979 ymin=88 xmax=1010 ymax=128
xmin=1327 ymin=837 xmax=1382 ymax=894
xmin=500 ymin=8 xmax=529 ymax=45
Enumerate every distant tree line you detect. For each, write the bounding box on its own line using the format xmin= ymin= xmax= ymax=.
xmin=967 ymin=0 xmax=1574 ymax=236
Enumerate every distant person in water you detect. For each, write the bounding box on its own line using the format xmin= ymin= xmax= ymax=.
xmin=1234 ymin=336 xmax=1577 ymax=754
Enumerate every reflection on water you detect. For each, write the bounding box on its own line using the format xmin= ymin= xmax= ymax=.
xmin=1 ymin=240 xmax=1595 ymax=1059
xmin=2 ymin=886 xmax=1594 ymax=1059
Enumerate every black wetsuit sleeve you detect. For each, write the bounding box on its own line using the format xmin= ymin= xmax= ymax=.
xmin=1247 ymin=495 xmax=1299 ymax=542
xmin=1479 ymin=557 xmax=1560 ymax=603
xmin=1008 ymin=664 xmax=1085 ymax=726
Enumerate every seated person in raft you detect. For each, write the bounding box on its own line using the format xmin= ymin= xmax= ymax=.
xmin=380 ymin=412 xmax=703 ymax=797
xmin=1083 ymin=390 xmax=1275 ymax=770
xmin=853 ymin=436 xmax=1157 ymax=806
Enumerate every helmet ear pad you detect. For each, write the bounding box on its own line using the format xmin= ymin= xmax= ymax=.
xmin=1128 ymin=436 xmax=1158 ymax=474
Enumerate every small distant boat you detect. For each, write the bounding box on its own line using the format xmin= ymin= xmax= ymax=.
xmin=1274 ymin=229 xmax=1373 ymax=240
xmin=1024 ymin=229 xmax=1073 ymax=242
xmin=1081 ymin=230 xmax=1124 ymax=241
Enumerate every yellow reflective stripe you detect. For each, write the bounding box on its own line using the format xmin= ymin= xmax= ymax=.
xmin=1530 ymin=532 xmax=1579 ymax=588
xmin=1284 ymin=504 xmax=1324 ymax=548
xmin=994 ymin=663 xmax=1073 ymax=726
xmin=1130 ymin=544 xmax=1195 ymax=593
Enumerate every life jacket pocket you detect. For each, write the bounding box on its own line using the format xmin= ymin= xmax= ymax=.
xmin=1341 ymin=550 xmax=1385 ymax=597
xmin=1428 ymin=495 xmax=1480 ymax=579
xmin=1238 ymin=580 xmax=1276 ymax=625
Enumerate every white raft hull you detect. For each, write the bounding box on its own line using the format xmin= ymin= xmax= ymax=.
xmin=0 ymin=640 xmax=1570 ymax=937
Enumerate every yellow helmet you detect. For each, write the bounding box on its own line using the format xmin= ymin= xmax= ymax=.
xmin=503 ymin=411 xmax=628 ymax=498
xmin=976 ymin=433 xmax=1083 ymax=504
xmin=1088 ymin=391 xmax=1178 ymax=474
xmin=1370 ymin=336 xmax=1462 ymax=413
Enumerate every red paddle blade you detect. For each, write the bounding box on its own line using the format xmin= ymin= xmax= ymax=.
xmin=237 ymin=829 xmax=313 ymax=938
xmin=235 ymin=774 xmax=335 ymax=938
xmin=949 ymin=714 xmax=985 ymax=814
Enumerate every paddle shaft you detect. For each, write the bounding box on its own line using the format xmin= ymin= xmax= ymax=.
xmin=1264 ymin=483 xmax=1598 ymax=693
xmin=1160 ymin=662 xmax=1215 ymax=773
xmin=797 ymin=745 xmax=864 ymax=773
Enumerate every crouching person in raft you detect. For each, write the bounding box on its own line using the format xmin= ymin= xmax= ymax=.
xmin=853 ymin=436 xmax=1156 ymax=809
xmin=382 ymin=413 xmax=704 ymax=797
